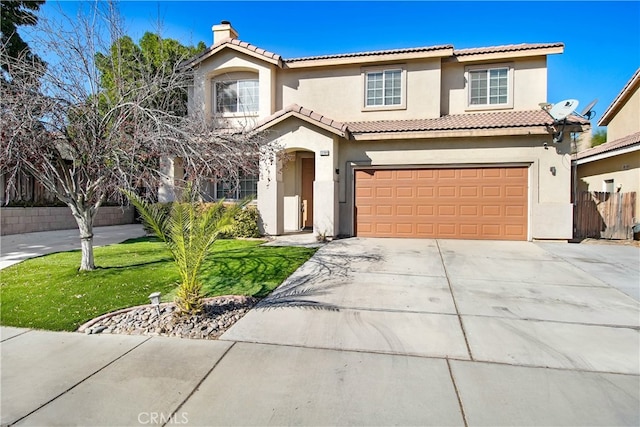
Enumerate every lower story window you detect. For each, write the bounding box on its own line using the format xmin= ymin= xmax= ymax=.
xmin=215 ymin=174 xmax=258 ymax=200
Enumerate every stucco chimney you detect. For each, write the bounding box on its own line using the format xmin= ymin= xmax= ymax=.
xmin=212 ymin=20 xmax=238 ymax=44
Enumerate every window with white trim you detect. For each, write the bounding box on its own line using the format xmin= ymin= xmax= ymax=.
xmin=469 ymin=67 xmax=508 ymax=105
xmin=466 ymin=65 xmax=512 ymax=108
xmin=365 ymin=69 xmax=403 ymax=107
xmin=215 ymin=173 xmax=258 ymax=200
xmin=215 ymin=79 xmax=259 ymax=114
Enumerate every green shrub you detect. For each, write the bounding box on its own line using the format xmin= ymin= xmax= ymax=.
xmin=228 ymin=205 xmax=261 ymax=238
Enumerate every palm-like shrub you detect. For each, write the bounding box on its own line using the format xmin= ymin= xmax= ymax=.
xmin=124 ymin=187 xmax=244 ymax=314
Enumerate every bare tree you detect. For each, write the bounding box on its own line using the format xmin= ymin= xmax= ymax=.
xmin=0 ymin=2 xmax=270 ymax=271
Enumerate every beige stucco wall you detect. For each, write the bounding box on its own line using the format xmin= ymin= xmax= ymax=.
xmin=577 ymin=151 xmax=640 ymax=219
xmin=258 ymin=119 xmax=339 ymax=236
xmin=442 ymin=57 xmax=548 ymax=115
xmin=278 ymin=59 xmax=442 ymax=121
xmin=606 ymin=87 xmax=640 ymax=141
xmin=259 ymin=121 xmax=573 ymax=240
xmin=192 ymin=49 xmax=276 ymax=123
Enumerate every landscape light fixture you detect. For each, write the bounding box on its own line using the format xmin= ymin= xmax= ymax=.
xmin=149 ymin=292 xmax=161 ymax=315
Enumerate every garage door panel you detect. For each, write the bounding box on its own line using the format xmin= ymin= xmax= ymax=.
xmin=438 ymin=186 xmax=457 ymax=197
xmin=417 ymin=205 xmax=435 ymax=216
xmin=396 ymin=223 xmax=414 ymax=234
xmin=376 ymin=205 xmax=393 ymax=216
xmin=482 ymin=186 xmax=502 ymax=197
xmin=397 ymin=205 xmax=413 ymax=216
xmin=482 ymin=169 xmax=502 ymax=178
xmin=460 ymin=169 xmax=480 ymax=179
xmin=396 ymin=187 xmax=414 ymax=198
xmin=438 ymin=205 xmax=457 ymax=216
xmin=482 ymin=205 xmax=501 ymax=216
xmin=459 ymin=205 xmax=478 ymax=216
xmin=459 ymin=186 xmax=478 ymax=197
xmin=355 ymin=167 xmax=528 ymax=240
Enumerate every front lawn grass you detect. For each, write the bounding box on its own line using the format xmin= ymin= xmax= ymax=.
xmin=0 ymin=237 xmax=315 ymax=331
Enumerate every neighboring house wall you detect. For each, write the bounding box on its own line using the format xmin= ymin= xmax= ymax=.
xmin=576 ymin=68 xmax=640 ymax=223
xmin=576 ymin=150 xmax=640 ymax=218
xmin=1 ymin=206 xmax=135 ymax=235
xmin=606 ymin=88 xmax=640 ymax=142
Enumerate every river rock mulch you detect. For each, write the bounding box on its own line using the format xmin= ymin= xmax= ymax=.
xmin=78 ymin=295 xmax=258 ymax=340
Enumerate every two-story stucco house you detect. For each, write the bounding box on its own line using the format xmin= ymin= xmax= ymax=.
xmin=178 ymin=21 xmax=587 ymax=241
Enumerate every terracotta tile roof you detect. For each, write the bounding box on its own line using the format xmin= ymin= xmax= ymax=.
xmin=347 ymin=110 xmax=586 ymax=134
xmin=256 ymin=104 xmax=349 ymax=137
xmin=182 ymin=38 xmax=563 ymax=70
xmin=180 ymin=38 xmax=282 ymax=68
xmin=284 ymin=45 xmax=453 ymax=63
xmin=598 ymin=68 xmax=640 ymax=126
xmin=575 ymin=131 xmax=640 ymax=161
xmin=454 ymin=42 xmax=564 ymax=56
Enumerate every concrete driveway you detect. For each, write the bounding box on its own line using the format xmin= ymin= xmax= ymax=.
xmin=1 ymin=238 xmax=639 ymax=426
xmin=219 ymin=238 xmax=639 ymax=425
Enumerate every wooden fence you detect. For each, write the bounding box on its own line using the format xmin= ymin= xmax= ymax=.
xmin=2 ymin=172 xmax=59 ymax=205
xmin=574 ymin=191 xmax=637 ymax=240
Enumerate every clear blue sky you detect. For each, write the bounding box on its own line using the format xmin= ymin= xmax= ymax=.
xmin=42 ymin=1 xmax=640 ymax=131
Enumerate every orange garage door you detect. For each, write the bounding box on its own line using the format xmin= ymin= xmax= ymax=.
xmin=355 ymin=167 xmax=528 ymax=240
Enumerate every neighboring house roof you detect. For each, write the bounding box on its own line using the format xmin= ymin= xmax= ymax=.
xmin=255 ymin=104 xmax=350 ymax=138
xmin=256 ymin=107 xmax=587 ymax=141
xmin=575 ymin=131 xmax=640 ymax=164
xmin=598 ymin=68 xmax=640 ymax=126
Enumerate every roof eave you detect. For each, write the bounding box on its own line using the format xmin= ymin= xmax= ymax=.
xmin=350 ymin=126 xmax=556 ymax=141
xmin=449 ymin=46 xmax=564 ymax=63
xmin=284 ymin=48 xmax=454 ymax=69
xmin=255 ymin=112 xmax=349 ymax=138
xmin=575 ymin=144 xmax=640 ymax=164
xmin=597 ymin=69 xmax=640 ymax=126
xmin=181 ymin=42 xmax=283 ymax=69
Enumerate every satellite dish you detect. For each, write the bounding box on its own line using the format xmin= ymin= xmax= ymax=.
xmin=579 ymin=98 xmax=598 ymax=120
xmin=547 ymin=99 xmax=579 ymax=121
xmin=539 ymin=99 xmax=581 ymax=144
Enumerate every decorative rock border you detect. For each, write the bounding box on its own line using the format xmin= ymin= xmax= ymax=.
xmin=77 ymin=295 xmax=258 ymax=340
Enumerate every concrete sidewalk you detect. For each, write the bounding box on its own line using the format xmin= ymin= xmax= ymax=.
xmin=0 ymin=224 xmax=147 ymax=269
xmin=1 ymin=238 xmax=639 ymax=426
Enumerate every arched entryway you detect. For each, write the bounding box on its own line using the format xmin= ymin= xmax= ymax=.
xmin=282 ymin=149 xmax=316 ymax=232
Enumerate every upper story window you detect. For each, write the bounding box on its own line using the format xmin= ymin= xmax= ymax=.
xmin=362 ymin=66 xmax=406 ymax=111
xmin=215 ymin=79 xmax=259 ymax=114
xmin=465 ymin=64 xmax=513 ymax=109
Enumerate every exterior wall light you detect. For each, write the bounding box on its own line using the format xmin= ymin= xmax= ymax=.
xmin=550 ymin=166 xmax=556 ymax=176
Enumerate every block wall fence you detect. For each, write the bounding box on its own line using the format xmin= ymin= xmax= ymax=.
xmin=1 ymin=206 xmax=135 ymax=235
